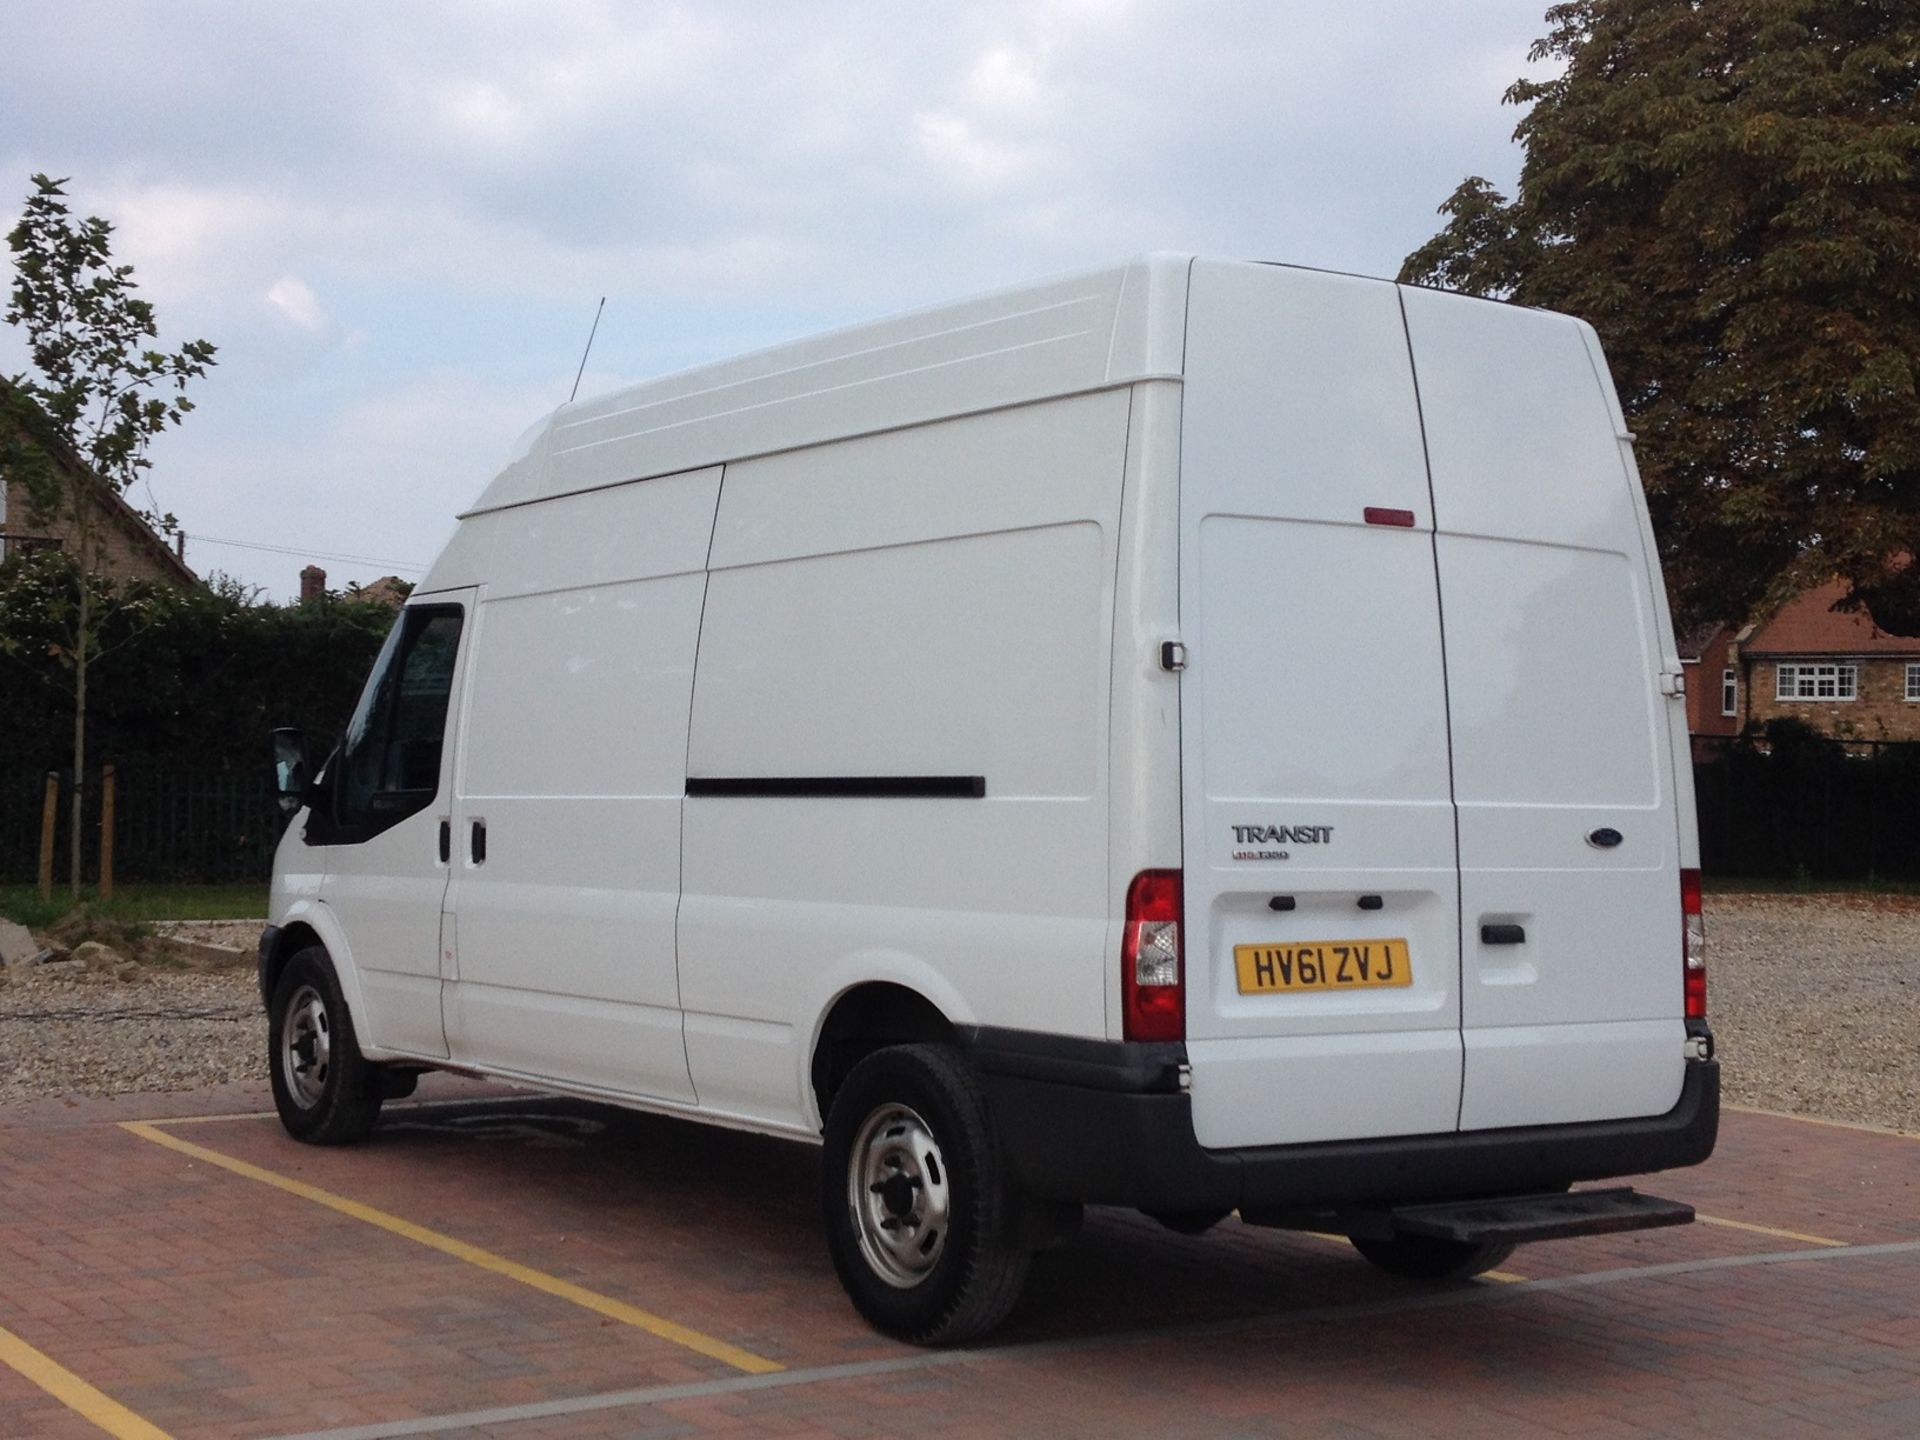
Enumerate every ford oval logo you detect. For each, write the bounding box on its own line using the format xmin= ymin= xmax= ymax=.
xmin=1587 ymin=827 xmax=1624 ymax=849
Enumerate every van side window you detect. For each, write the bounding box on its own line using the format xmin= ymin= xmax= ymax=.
xmin=328 ymin=606 xmax=464 ymax=841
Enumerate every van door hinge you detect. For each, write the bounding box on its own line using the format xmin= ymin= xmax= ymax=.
xmin=1659 ymin=670 xmax=1686 ymax=698
xmin=1160 ymin=641 xmax=1188 ymax=673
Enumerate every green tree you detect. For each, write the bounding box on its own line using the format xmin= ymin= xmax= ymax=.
xmin=1400 ymin=1 xmax=1920 ymax=632
xmin=3 ymin=173 xmax=217 ymax=894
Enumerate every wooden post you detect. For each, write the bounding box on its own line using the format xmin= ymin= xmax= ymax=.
xmin=99 ymin=764 xmax=117 ymax=901
xmin=37 ymin=771 xmax=59 ymax=902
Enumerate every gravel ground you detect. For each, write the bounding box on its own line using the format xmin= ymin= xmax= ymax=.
xmin=0 ymin=946 xmax=264 ymax=1107
xmin=1 ymin=896 xmax=1915 ymax=1130
xmin=1709 ymin=892 xmax=1919 ymax=1132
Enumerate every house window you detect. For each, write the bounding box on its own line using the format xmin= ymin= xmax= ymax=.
xmin=1776 ymin=663 xmax=1857 ymax=701
xmin=1906 ymin=664 xmax=1920 ymax=702
xmin=1721 ymin=669 xmax=1737 ymax=717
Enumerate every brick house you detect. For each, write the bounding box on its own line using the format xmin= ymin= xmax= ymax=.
xmin=0 ymin=380 xmax=197 ymax=587
xmin=1697 ymin=576 xmax=1920 ymax=743
xmin=295 ymin=567 xmax=412 ymax=608
xmin=1678 ymin=622 xmax=1740 ymax=746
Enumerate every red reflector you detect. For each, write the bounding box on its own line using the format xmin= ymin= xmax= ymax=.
xmin=1123 ymin=869 xmax=1184 ymax=1042
xmin=1681 ymin=867 xmax=1706 ymax=1020
xmin=1363 ymin=507 xmax=1416 ymax=528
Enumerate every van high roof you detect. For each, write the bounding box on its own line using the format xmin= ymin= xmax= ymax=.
xmin=467 ymin=254 xmax=1208 ymax=515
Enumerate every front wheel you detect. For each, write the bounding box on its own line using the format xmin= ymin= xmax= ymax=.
xmin=1349 ymin=1232 xmax=1516 ymax=1281
xmin=268 ymin=946 xmax=383 ymax=1144
xmin=821 ymin=1044 xmax=1030 ymax=1344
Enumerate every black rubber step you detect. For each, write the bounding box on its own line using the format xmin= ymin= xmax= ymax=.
xmin=1388 ymin=1187 xmax=1695 ymax=1245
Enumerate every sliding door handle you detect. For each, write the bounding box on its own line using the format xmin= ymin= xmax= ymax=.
xmin=1481 ymin=923 xmax=1526 ymax=945
xmin=470 ymin=818 xmax=487 ymax=865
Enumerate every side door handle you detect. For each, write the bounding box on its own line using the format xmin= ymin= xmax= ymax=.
xmin=1481 ymin=923 xmax=1526 ymax=945
xmin=438 ymin=819 xmax=451 ymax=864
xmin=470 ymin=818 xmax=487 ymax=865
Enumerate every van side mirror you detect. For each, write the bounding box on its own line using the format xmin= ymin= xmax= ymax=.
xmin=272 ymin=727 xmax=313 ymax=815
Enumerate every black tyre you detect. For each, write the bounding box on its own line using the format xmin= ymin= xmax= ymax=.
xmin=1349 ymin=1233 xmax=1516 ymax=1281
xmin=268 ymin=946 xmax=384 ymax=1144
xmin=821 ymin=1044 xmax=1031 ymax=1344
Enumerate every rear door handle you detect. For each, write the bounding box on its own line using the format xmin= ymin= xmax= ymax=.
xmin=470 ymin=819 xmax=487 ymax=865
xmin=1481 ymin=923 xmax=1526 ymax=945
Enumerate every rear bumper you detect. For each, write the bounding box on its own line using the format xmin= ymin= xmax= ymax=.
xmin=964 ymin=1026 xmax=1719 ymax=1212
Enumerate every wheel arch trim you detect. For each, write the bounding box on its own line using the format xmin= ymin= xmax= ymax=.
xmin=801 ymin=959 xmax=975 ymax=1129
xmin=262 ymin=900 xmax=383 ymax=1056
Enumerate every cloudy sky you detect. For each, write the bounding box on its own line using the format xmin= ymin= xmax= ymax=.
xmin=3 ymin=1 xmax=1554 ymax=599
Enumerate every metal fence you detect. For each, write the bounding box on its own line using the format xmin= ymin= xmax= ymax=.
xmin=8 ymin=740 xmax=1918 ymax=888
xmin=0 ymin=765 xmax=287 ymax=886
xmin=1693 ymin=736 xmax=1920 ymax=882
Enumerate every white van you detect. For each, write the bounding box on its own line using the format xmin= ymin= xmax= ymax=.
xmin=264 ymin=255 xmax=1718 ymax=1343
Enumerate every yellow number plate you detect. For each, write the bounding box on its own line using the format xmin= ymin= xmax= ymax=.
xmin=1234 ymin=939 xmax=1413 ymax=994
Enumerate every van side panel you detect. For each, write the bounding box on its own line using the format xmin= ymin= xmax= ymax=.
xmin=1178 ymin=261 xmax=1465 ymax=1149
xmin=678 ymin=393 xmax=1129 ymax=1129
xmin=1104 ymin=378 xmax=1187 ymax=1044
xmin=441 ymin=468 xmax=721 ymax=1103
xmin=1577 ymin=319 xmax=1703 ymax=874
xmin=1400 ymin=288 xmax=1686 ymax=1130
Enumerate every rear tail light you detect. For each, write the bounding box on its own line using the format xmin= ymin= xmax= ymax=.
xmin=1681 ymin=866 xmax=1706 ymax=1020
xmin=1123 ymin=869 xmax=1184 ymax=1042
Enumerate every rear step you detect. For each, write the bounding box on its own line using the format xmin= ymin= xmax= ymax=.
xmin=1386 ymin=1188 xmax=1694 ymax=1246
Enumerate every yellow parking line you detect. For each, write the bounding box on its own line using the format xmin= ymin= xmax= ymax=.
xmin=128 ymin=1095 xmax=537 ymax=1128
xmin=0 ymin=1323 xmax=174 ymax=1440
xmin=1694 ymin=1213 xmax=1846 ymax=1248
xmin=119 ymin=1122 xmax=783 ymax=1375
xmin=123 ymin=1109 xmax=284 ymax=1126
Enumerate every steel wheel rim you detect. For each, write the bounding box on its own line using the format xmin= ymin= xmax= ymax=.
xmin=848 ymin=1102 xmax=951 ymax=1289
xmin=280 ymin=983 xmax=331 ymax=1108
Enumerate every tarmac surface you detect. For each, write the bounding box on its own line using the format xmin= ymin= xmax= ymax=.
xmin=2 ymin=1074 xmax=1916 ymax=1439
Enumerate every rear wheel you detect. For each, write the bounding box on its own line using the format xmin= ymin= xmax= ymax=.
xmin=1146 ymin=1208 xmax=1232 ymax=1236
xmin=821 ymin=1044 xmax=1030 ymax=1344
xmin=1349 ymin=1233 xmax=1516 ymax=1281
xmin=268 ymin=946 xmax=383 ymax=1144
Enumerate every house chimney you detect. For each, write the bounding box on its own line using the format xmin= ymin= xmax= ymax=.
xmin=175 ymin=531 xmax=185 ymax=561
xmin=300 ymin=564 xmax=326 ymax=605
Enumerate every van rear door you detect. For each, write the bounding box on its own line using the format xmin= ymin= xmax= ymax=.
xmin=1400 ymin=286 xmax=1686 ymax=1131
xmin=1177 ymin=261 xmax=1463 ymax=1149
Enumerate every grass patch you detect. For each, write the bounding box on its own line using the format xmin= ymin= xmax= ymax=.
xmin=1703 ymin=873 xmax=1920 ymax=896
xmin=0 ymin=883 xmax=268 ymax=930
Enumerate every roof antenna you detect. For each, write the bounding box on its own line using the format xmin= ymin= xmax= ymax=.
xmin=569 ymin=296 xmax=606 ymax=404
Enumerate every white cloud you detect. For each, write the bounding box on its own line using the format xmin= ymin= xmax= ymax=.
xmin=265 ymin=276 xmax=328 ymax=332
xmin=0 ymin=0 xmax=1560 ymax=597
xmin=968 ymin=47 xmax=1047 ymax=113
xmin=912 ymin=111 xmax=1050 ymax=194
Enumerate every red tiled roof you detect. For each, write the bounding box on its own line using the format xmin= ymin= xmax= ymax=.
xmin=1743 ymin=576 xmax=1920 ymax=656
xmin=1675 ymin=622 xmax=1728 ymax=661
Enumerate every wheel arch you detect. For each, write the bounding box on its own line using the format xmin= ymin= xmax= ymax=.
xmin=810 ymin=981 xmax=958 ymax=1127
xmin=261 ymin=921 xmax=322 ymax=1007
xmin=262 ymin=901 xmax=378 ymax=1053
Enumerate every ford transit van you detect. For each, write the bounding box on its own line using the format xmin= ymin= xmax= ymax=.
xmin=263 ymin=256 xmax=1717 ymax=1343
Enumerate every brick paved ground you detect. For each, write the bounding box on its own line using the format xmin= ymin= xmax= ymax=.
xmin=1 ymin=1079 xmax=1915 ymax=1440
